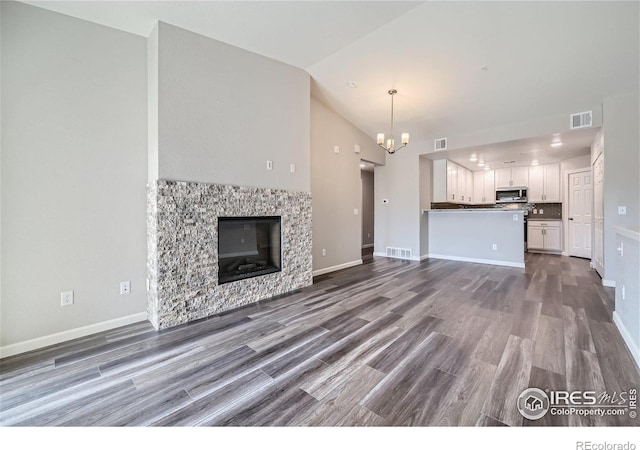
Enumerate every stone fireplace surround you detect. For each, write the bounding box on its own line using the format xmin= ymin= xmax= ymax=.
xmin=147 ymin=179 xmax=312 ymax=330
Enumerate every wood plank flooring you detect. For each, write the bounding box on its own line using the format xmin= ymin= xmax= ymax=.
xmin=1 ymin=253 xmax=638 ymax=426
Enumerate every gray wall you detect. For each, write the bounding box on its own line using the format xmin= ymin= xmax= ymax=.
xmin=311 ymin=97 xmax=384 ymax=272
xmin=374 ymin=147 xmax=421 ymax=259
xmin=428 ymin=211 xmax=525 ymax=267
xmin=602 ymin=91 xmax=640 ymax=281
xmin=361 ymin=170 xmax=374 ymax=247
xmin=615 ymin=232 xmax=639 ymax=365
xmin=150 ymin=22 xmax=310 ymax=192
xmin=419 ymin=156 xmax=432 ymax=258
xmin=1 ymin=2 xmax=147 ymax=347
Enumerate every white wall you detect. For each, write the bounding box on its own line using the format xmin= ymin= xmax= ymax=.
xmin=149 ymin=22 xmax=310 ymax=192
xmin=1 ymin=3 xmax=148 ymax=349
xmin=310 ymin=97 xmax=384 ymax=273
xmin=602 ymin=91 xmax=640 ymax=281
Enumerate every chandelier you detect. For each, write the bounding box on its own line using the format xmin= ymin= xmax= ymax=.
xmin=376 ymin=89 xmax=409 ymax=154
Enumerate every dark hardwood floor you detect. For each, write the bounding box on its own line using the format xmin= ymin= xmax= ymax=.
xmin=1 ymin=254 xmax=638 ymax=426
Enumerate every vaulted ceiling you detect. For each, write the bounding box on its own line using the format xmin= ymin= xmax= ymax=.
xmin=28 ymin=1 xmax=640 ymax=154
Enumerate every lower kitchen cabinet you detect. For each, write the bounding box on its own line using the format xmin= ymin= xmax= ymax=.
xmin=528 ymin=220 xmax=562 ymax=252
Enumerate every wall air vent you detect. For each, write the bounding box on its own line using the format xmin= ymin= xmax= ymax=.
xmin=570 ymin=111 xmax=592 ymax=129
xmin=434 ymin=138 xmax=447 ymax=151
xmin=386 ymin=247 xmax=413 ymax=260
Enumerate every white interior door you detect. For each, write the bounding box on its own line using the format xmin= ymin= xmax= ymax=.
xmin=568 ymin=170 xmax=592 ymax=258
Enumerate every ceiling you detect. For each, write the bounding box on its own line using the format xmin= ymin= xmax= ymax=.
xmin=26 ymin=1 xmax=639 ymax=154
xmin=424 ymin=127 xmax=598 ymax=172
xmin=26 ymin=1 xmax=421 ymax=68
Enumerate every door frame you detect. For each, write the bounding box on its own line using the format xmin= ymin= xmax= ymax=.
xmin=562 ymin=166 xmax=591 ymax=257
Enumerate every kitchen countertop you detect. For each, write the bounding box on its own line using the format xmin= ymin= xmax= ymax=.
xmin=423 ymin=209 xmax=526 ymax=213
xmin=614 ymin=226 xmax=640 ymax=242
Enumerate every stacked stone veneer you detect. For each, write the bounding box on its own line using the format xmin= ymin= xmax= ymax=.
xmin=147 ymin=179 xmax=313 ymax=330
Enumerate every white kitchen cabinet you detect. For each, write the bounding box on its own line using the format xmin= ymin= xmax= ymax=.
xmin=495 ymin=168 xmax=511 ymax=188
xmin=528 ymin=220 xmax=562 ymax=252
xmin=473 ymin=170 xmax=495 ymax=204
xmin=433 ymin=159 xmax=475 ymax=203
xmin=457 ymin=166 xmax=467 ymax=202
xmin=495 ymin=166 xmax=529 ymax=188
xmin=433 ymin=159 xmax=463 ymax=202
xmin=530 ymin=164 xmax=561 ymax=202
xmin=544 ymin=164 xmax=560 ymax=202
xmin=511 ymin=166 xmax=529 ymax=187
xmin=466 ymin=170 xmax=473 ymax=203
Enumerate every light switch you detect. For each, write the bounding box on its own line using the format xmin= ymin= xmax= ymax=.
xmin=618 ymin=205 xmax=627 ymax=215
xmin=354 ymin=144 xmax=361 ymax=154
xmin=290 ymin=164 xmax=296 ymax=173
xmin=513 ymin=214 xmax=518 ymax=221
xmin=334 ymin=146 xmax=340 ymax=154
xmin=266 ymin=160 xmax=273 ymax=171
xmin=354 ymin=208 xmax=359 ymax=215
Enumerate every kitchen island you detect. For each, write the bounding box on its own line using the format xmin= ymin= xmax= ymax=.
xmin=423 ymin=208 xmax=526 ymax=268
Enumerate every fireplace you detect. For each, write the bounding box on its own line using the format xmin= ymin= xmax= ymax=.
xmin=218 ymin=216 xmax=282 ymax=284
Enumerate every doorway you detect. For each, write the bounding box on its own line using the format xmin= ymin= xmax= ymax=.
xmin=360 ymin=161 xmax=375 ymax=262
xmin=567 ymin=169 xmax=592 ymax=258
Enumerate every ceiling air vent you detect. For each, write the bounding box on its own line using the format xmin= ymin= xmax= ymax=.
xmin=434 ymin=138 xmax=447 ymax=151
xmin=570 ymin=111 xmax=592 ymax=129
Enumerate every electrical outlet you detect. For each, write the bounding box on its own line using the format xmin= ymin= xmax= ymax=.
xmin=533 ymin=209 xmax=538 ymax=214
xmin=539 ymin=209 xmax=544 ymax=214
xmin=290 ymin=164 xmax=296 ymax=174
xmin=492 ymin=244 xmax=497 ymax=251
xmin=513 ymin=214 xmax=518 ymax=221
xmin=334 ymin=146 xmax=340 ymax=154
xmin=120 ymin=281 xmax=130 ymax=295
xmin=61 ymin=290 xmax=74 ymax=306
xmin=322 ymin=248 xmax=327 ymax=256
xmin=618 ymin=205 xmax=627 ymax=215
xmin=266 ymin=160 xmax=273 ymax=171
xmin=354 ymin=208 xmax=359 ymax=215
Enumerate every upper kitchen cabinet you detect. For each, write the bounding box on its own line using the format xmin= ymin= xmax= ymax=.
xmin=495 ymin=167 xmax=529 ymax=188
xmin=433 ymin=159 xmax=472 ymax=203
xmin=529 ymin=163 xmax=560 ymax=202
xmin=473 ymin=170 xmax=495 ymax=204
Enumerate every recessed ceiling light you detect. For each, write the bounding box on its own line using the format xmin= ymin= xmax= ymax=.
xmin=484 ymin=166 xmax=490 ymax=171
xmin=347 ymin=81 xmax=358 ymax=88
xmin=531 ymin=160 xmax=539 ymax=166
xmin=550 ymin=141 xmax=563 ymax=148
xmin=469 ymin=154 xmax=478 ymax=162
xmin=481 ymin=66 xmax=488 ymax=71
xmin=359 ymin=163 xmax=366 ymax=168
xmin=477 ymin=162 xmax=485 ymax=167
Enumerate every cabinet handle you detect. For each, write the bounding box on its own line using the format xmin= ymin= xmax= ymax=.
xmin=452 ymin=194 xmax=455 ymax=200
xmin=462 ymin=195 xmax=465 ymax=201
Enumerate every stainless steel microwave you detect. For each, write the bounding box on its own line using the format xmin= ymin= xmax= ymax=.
xmin=496 ymin=187 xmax=528 ymax=203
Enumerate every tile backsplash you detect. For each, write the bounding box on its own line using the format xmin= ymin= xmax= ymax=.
xmin=529 ymin=203 xmax=562 ymax=219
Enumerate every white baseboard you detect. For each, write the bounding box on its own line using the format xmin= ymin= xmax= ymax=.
xmin=427 ymin=254 xmax=525 ymax=269
xmin=373 ymin=252 xmax=386 ymax=257
xmin=361 ymin=244 xmax=374 ymax=249
xmin=613 ymin=311 xmax=640 ymax=369
xmin=313 ymin=259 xmax=362 ymax=277
xmin=602 ymin=279 xmax=616 ymax=288
xmin=0 ymin=312 xmax=148 ymax=359
xmin=420 ymin=254 xmax=429 ymax=261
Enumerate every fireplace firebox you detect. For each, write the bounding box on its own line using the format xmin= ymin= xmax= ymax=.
xmin=218 ymin=216 xmax=282 ymax=284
